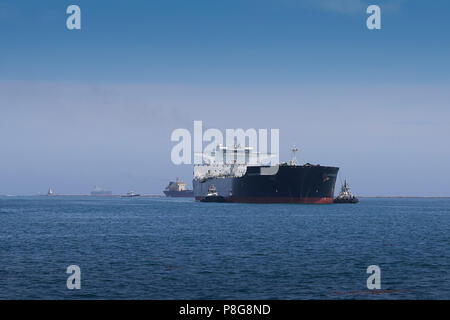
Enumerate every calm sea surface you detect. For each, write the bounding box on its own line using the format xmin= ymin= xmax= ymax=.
xmin=0 ymin=196 xmax=449 ymax=299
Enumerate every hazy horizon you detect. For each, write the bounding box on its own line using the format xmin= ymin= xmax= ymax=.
xmin=1 ymin=0 xmax=449 ymax=196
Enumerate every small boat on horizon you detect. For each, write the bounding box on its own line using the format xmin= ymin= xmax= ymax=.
xmin=121 ymin=191 xmax=141 ymax=198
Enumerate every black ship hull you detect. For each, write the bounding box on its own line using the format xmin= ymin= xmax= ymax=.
xmin=163 ymin=190 xmax=194 ymax=197
xmin=193 ymin=165 xmax=339 ymax=204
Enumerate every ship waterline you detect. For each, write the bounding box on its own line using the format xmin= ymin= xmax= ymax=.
xmin=195 ymin=196 xmax=335 ymax=204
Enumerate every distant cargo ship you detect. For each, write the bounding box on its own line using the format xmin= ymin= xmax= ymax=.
xmin=164 ymin=178 xmax=194 ymax=197
xmin=193 ymin=145 xmax=339 ymax=204
xmin=91 ymin=186 xmax=112 ymax=196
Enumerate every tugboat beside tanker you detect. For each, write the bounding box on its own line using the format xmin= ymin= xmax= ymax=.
xmin=199 ymin=185 xmax=226 ymax=203
xmin=334 ymin=180 xmax=359 ymax=203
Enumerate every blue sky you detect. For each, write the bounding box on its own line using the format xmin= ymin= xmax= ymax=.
xmin=1 ymin=0 xmax=449 ymax=195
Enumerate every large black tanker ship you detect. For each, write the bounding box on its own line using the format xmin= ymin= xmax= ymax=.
xmin=193 ymin=145 xmax=339 ymax=204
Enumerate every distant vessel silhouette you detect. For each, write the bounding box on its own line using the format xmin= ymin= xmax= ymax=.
xmin=91 ymin=186 xmax=112 ymax=196
xmin=164 ymin=178 xmax=194 ymax=197
xmin=47 ymin=188 xmax=55 ymax=196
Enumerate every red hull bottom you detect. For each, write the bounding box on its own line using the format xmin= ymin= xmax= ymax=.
xmin=195 ymin=196 xmax=334 ymax=204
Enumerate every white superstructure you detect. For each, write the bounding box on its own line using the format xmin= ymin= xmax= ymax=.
xmin=193 ymin=144 xmax=275 ymax=180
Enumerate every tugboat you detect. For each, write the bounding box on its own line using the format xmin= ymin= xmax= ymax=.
xmin=334 ymin=180 xmax=359 ymax=203
xmin=121 ymin=191 xmax=140 ymax=198
xmin=200 ymin=185 xmax=226 ymax=203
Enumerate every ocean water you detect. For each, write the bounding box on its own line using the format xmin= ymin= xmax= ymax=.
xmin=0 ymin=196 xmax=449 ymax=300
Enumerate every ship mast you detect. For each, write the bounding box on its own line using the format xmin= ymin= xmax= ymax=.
xmin=289 ymin=145 xmax=298 ymax=166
